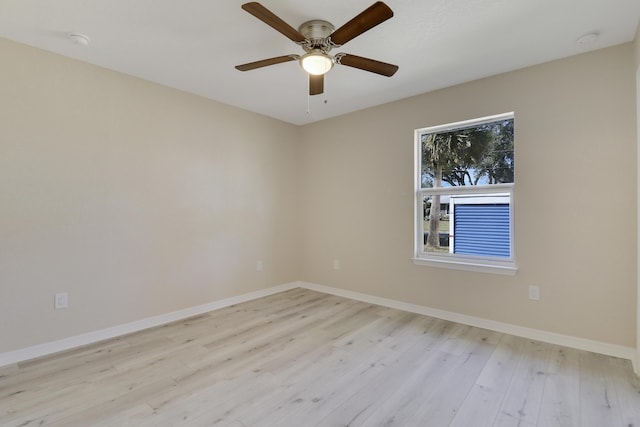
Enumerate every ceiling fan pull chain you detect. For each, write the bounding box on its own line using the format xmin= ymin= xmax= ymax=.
xmin=324 ymin=75 xmax=328 ymax=104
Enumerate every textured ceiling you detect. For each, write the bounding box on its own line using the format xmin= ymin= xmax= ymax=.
xmin=1 ymin=0 xmax=639 ymax=125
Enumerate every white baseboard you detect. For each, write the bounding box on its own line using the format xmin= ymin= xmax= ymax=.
xmin=0 ymin=282 xmax=299 ymax=368
xmin=299 ymin=281 xmax=638 ymax=366
xmin=2 ymin=280 xmax=637 ymax=376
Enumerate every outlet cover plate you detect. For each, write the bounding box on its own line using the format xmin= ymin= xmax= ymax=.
xmin=55 ymin=292 xmax=68 ymax=309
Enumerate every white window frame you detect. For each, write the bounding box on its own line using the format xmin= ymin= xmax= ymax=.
xmin=412 ymin=113 xmax=517 ymax=275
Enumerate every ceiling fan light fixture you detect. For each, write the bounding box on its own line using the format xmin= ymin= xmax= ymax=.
xmin=236 ymin=2 xmax=398 ymax=96
xmin=300 ymin=51 xmax=333 ymax=75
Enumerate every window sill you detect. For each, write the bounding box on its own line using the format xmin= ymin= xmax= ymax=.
xmin=412 ymin=257 xmax=518 ymax=276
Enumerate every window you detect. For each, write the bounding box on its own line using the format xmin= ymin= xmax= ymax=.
xmin=413 ymin=113 xmax=516 ymax=275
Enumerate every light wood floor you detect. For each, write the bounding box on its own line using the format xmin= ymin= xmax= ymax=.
xmin=1 ymin=288 xmax=639 ymax=426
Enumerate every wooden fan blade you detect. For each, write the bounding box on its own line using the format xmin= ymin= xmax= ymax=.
xmin=329 ymin=2 xmax=393 ymax=46
xmin=241 ymin=2 xmax=306 ymax=43
xmin=309 ymin=74 xmax=324 ymax=95
xmin=337 ymin=53 xmax=398 ymax=77
xmin=235 ymin=55 xmax=297 ymax=71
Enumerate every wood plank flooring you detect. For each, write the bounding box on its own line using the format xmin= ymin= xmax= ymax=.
xmin=1 ymin=288 xmax=639 ymax=426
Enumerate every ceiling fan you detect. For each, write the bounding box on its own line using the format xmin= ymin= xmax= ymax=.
xmin=235 ymin=2 xmax=399 ymax=96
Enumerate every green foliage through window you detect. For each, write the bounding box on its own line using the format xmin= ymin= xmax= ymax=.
xmin=421 ymin=118 xmax=514 ymax=188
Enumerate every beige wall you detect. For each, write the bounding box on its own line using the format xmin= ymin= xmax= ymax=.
xmin=634 ymin=21 xmax=640 ymax=361
xmin=0 ymin=38 xmax=302 ymax=352
xmin=635 ymin=22 xmax=640 ymax=68
xmin=300 ymin=44 xmax=638 ymax=347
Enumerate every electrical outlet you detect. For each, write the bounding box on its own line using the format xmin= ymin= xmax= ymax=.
xmin=55 ymin=292 xmax=68 ymax=309
xmin=256 ymin=260 xmax=263 ymax=272
xmin=528 ymin=285 xmax=540 ymax=301
xmin=332 ymin=259 xmax=340 ymax=270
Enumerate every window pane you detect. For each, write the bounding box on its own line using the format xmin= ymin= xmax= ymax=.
xmin=423 ymin=192 xmax=511 ymax=258
xmin=423 ymin=195 xmax=450 ymax=253
xmin=421 ymin=118 xmax=514 ymax=188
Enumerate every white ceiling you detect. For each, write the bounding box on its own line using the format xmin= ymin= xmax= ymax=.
xmin=1 ymin=0 xmax=639 ymax=125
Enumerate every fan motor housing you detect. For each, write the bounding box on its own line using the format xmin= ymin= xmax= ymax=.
xmin=299 ymin=20 xmax=334 ymax=44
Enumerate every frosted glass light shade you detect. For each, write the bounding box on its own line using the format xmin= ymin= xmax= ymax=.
xmin=300 ymin=52 xmax=333 ymax=75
